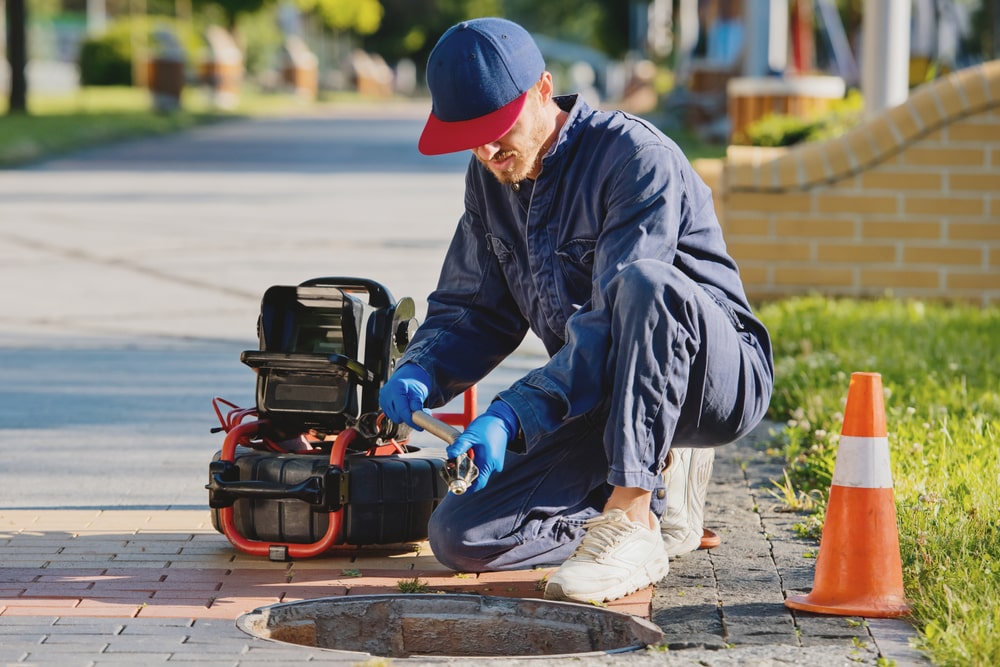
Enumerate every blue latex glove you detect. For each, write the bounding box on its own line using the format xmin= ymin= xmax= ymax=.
xmin=379 ymin=363 xmax=431 ymax=429
xmin=447 ymin=400 xmax=519 ymax=493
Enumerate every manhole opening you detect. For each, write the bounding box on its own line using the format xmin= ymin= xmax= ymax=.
xmin=238 ymin=594 xmax=664 ymax=659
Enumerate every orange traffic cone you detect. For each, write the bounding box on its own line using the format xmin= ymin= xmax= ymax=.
xmin=784 ymin=372 xmax=910 ymax=618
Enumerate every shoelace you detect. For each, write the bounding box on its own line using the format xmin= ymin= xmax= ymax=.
xmin=571 ymin=509 xmax=639 ymax=561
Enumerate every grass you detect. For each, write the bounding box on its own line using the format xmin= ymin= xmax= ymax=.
xmin=396 ymin=577 xmax=429 ymax=594
xmin=669 ymin=127 xmax=728 ymax=161
xmin=0 ymin=84 xmax=383 ymax=167
xmin=758 ymin=296 xmax=999 ymax=667
xmin=0 ymin=86 xmax=217 ymax=166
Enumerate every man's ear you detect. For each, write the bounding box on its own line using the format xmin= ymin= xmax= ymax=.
xmin=537 ymin=71 xmax=554 ymax=103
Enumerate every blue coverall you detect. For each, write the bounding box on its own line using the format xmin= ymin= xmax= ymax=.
xmin=401 ymin=95 xmax=774 ymax=571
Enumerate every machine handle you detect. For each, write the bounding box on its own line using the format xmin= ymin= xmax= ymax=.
xmin=298 ymin=276 xmax=394 ymax=308
xmin=210 ymin=476 xmax=322 ymax=503
xmin=411 ymin=411 xmax=461 ymax=444
xmin=411 ymin=411 xmax=479 ymax=495
xmin=207 ymin=461 xmax=345 ymax=510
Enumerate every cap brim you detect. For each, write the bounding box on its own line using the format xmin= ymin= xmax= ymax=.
xmin=418 ymin=91 xmax=528 ymax=156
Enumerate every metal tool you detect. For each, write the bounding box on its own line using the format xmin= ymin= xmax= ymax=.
xmin=411 ymin=411 xmax=479 ymax=495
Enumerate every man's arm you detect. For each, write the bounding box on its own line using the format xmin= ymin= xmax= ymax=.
xmin=401 ymin=186 xmax=529 ymax=409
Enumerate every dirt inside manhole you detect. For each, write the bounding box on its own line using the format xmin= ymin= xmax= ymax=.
xmin=237 ymin=593 xmax=664 ymax=659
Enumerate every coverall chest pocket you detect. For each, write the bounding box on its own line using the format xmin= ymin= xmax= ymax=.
xmin=486 ymin=233 xmax=514 ymax=263
xmin=555 ymin=238 xmax=597 ymax=287
xmin=486 ymin=232 xmax=533 ymax=308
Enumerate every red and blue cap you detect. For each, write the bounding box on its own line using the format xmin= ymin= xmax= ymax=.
xmin=418 ymin=18 xmax=545 ymax=156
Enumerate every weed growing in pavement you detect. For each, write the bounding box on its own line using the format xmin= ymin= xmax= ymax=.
xmin=767 ymin=469 xmax=824 ymax=512
xmin=758 ymin=296 xmax=999 ymax=667
xmin=792 ymin=512 xmax=825 ymax=540
xmin=397 ymin=577 xmax=429 ymax=594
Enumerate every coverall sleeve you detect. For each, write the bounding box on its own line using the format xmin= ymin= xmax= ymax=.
xmin=498 ymin=143 xmax=705 ymax=448
xmin=400 ymin=175 xmax=530 ymax=409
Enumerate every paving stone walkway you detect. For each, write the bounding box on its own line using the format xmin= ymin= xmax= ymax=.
xmin=0 ymin=423 xmax=929 ymax=666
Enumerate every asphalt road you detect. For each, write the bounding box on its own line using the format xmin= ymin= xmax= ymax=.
xmin=0 ymin=102 xmax=541 ymax=509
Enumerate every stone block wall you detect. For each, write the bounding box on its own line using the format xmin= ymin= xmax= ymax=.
xmin=719 ymin=60 xmax=1000 ymax=306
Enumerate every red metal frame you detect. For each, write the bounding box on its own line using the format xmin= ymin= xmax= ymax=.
xmin=215 ymin=420 xmax=354 ymax=559
xmin=431 ymin=385 xmax=478 ymax=427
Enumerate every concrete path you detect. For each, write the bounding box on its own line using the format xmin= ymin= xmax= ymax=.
xmin=0 ymin=103 xmax=928 ymax=665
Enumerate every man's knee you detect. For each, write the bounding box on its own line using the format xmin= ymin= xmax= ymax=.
xmin=426 ymin=503 xmax=491 ymax=573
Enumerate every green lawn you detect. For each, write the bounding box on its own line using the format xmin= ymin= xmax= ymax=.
xmin=758 ymin=296 xmax=999 ymax=667
xmin=0 ymin=85 xmax=375 ymax=167
xmin=668 ymin=127 xmax=728 ymax=161
xmin=1 ymin=87 xmax=212 ymax=166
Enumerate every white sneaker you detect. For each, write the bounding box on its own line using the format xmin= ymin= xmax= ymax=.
xmin=660 ymin=447 xmax=716 ymax=556
xmin=543 ymin=509 xmax=670 ymax=603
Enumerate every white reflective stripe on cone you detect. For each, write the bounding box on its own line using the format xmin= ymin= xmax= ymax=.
xmin=830 ymin=435 xmax=894 ymax=488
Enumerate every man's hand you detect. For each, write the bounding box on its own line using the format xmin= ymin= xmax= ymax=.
xmin=379 ymin=363 xmax=431 ymax=429
xmin=446 ymin=400 xmax=519 ymax=493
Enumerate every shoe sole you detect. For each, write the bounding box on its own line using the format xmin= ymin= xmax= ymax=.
xmin=543 ymin=555 xmax=670 ymax=604
xmin=663 ymin=528 xmax=702 ymax=557
xmin=700 ymin=528 xmax=721 ymax=549
xmin=664 ymin=526 xmax=722 ymax=557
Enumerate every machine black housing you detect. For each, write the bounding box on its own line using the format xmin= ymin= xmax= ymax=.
xmin=208 ymin=277 xmax=449 ymax=557
xmin=210 ymin=448 xmax=445 ymax=545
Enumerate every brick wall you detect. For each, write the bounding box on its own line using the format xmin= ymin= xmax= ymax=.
xmin=718 ymin=60 xmax=1000 ymax=306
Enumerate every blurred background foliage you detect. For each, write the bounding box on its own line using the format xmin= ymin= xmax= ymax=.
xmin=22 ymin=0 xmax=997 ymax=83
xmin=4 ymin=0 xmax=998 ymax=149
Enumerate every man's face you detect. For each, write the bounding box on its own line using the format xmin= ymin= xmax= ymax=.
xmin=473 ymin=88 xmax=549 ymax=185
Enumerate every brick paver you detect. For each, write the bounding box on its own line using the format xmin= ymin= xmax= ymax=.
xmin=0 ymin=424 xmax=929 ymax=665
xmin=0 ymin=515 xmax=647 ymax=623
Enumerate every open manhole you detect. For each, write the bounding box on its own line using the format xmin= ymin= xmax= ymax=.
xmin=238 ymin=594 xmax=664 ymax=659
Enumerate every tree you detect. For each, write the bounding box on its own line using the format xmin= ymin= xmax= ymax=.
xmin=362 ymin=0 xmax=500 ymax=67
xmin=296 ymin=0 xmax=384 ymax=35
xmin=5 ymin=0 xmax=27 ymax=114
xmin=505 ymin=0 xmax=626 ymax=57
xmin=193 ymin=0 xmax=270 ymax=32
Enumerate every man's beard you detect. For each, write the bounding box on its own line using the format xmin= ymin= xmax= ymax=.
xmin=478 ymin=115 xmax=549 ymax=186
xmin=483 ymin=149 xmax=527 ymax=185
